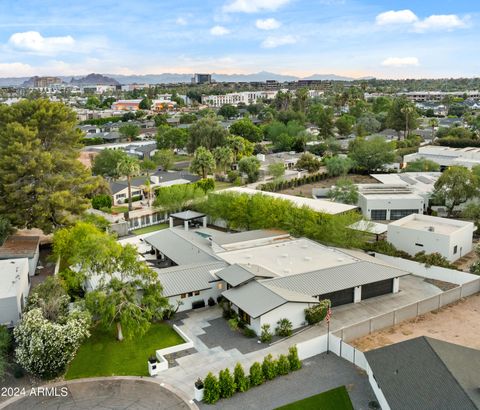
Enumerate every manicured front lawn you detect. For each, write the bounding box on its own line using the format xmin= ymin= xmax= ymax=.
xmin=65 ymin=322 xmax=184 ymax=380
xmin=111 ymin=205 xmax=129 ymax=214
xmin=275 ymin=386 xmax=353 ymax=410
xmin=131 ymin=223 xmax=168 ymax=235
xmin=214 ymin=181 xmax=236 ymax=191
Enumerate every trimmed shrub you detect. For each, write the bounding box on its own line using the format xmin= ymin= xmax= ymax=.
xmin=288 ymin=346 xmax=302 ymax=371
xmin=130 ymin=195 xmax=142 ymax=202
xmin=91 ymin=194 xmax=112 ymax=210
xmin=203 ymin=372 xmax=220 ymax=404
xmin=207 ymin=297 xmax=216 ymax=307
xmin=260 ymin=324 xmax=272 ymax=343
xmin=275 ymin=318 xmax=293 ymax=337
xmin=243 ymin=327 xmax=257 ymax=338
xmin=276 ymin=354 xmax=291 ymax=375
xmin=234 ymin=363 xmax=249 ymax=392
xmin=262 ymin=354 xmax=277 ymax=381
xmin=219 ymin=368 xmax=236 ymax=399
xmin=228 ymin=318 xmax=239 ymax=331
xmin=304 ymin=300 xmax=331 ymax=325
xmin=195 ymin=178 xmax=215 ymax=193
xmin=222 ymin=306 xmax=237 ymax=320
xmin=249 ymin=362 xmax=264 ymax=386
xmin=227 ymin=170 xmax=240 ymax=183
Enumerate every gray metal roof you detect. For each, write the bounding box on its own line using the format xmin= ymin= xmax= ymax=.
xmin=170 ymin=210 xmax=206 ymax=221
xmin=213 ymin=229 xmax=288 ymax=246
xmin=222 ymin=280 xmax=317 ymax=319
xmin=261 ymin=261 xmax=409 ymax=297
xmin=144 ymin=229 xmax=217 ymax=265
xmin=366 ymin=337 xmax=480 ymax=410
xmin=155 ymin=261 xmax=227 ymax=297
xmin=215 ymin=263 xmax=277 ymax=287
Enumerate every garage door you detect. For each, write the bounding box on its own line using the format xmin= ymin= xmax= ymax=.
xmin=362 ymin=279 xmax=393 ymax=300
xmin=318 ymin=288 xmax=354 ymax=307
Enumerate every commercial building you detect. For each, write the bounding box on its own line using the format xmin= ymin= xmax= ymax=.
xmin=192 ymin=73 xmax=212 ymax=84
xmin=387 ymin=213 xmax=475 ymax=261
xmin=202 ymin=90 xmax=278 ymax=107
xmin=404 ymin=146 xmax=480 ymax=169
xmin=0 ymin=258 xmax=30 ymax=326
xmin=357 ymin=184 xmax=424 ymax=221
xmin=111 ymin=99 xmax=142 ymax=111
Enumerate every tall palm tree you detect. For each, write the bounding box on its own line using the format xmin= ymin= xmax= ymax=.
xmin=428 ymin=118 xmax=439 ymax=142
xmin=117 ymin=156 xmax=140 ymax=213
xmin=401 ymin=104 xmax=415 ymax=140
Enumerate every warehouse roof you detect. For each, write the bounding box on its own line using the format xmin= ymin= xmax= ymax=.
xmin=366 ymin=337 xmax=480 ymax=410
xmin=155 ymin=261 xmax=227 ymax=297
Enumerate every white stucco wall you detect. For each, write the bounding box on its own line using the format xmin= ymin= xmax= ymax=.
xmin=0 ymin=260 xmax=30 ymax=326
xmin=358 ymin=195 xmax=424 ymax=220
xmin=259 ymin=302 xmax=312 ymax=333
xmin=167 ymin=284 xmax=222 ymax=312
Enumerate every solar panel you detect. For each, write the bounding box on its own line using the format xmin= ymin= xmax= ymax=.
xmin=417 ymin=176 xmax=433 ymax=184
xmin=399 ymin=175 xmax=417 ymax=185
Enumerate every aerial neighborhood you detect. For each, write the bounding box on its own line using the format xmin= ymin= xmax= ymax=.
xmin=1 ymin=4 xmax=480 ymax=407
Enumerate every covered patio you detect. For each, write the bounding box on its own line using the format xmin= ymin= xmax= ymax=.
xmin=169 ymin=211 xmax=207 ymax=231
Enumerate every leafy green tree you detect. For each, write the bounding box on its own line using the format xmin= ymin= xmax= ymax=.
xmin=0 ymin=99 xmax=103 ymax=233
xmin=139 ymin=97 xmax=152 ymax=110
xmin=153 ymin=149 xmax=174 ymax=171
xmin=154 ymin=184 xmax=205 ymax=213
xmin=249 ymin=362 xmax=264 ymax=386
xmin=403 ymin=159 xmax=440 ymax=172
xmin=268 ymin=162 xmax=285 ymax=181
xmin=308 ymin=104 xmax=334 ymax=138
xmin=218 ymin=104 xmax=239 ymax=119
xmin=372 ymin=96 xmax=393 ymax=114
xmin=433 ymin=166 xmax=478 ymax=216
xmin=328 ymin=178 xmax=359 ymax=204
xmin=119 ymin=123 xmax=140 ymax=141
xmin=348 ymin=137 xmax=395 ymax=172
xmin=213 ymin=146 xmax=234 ymax=176
xmin=140 ymin=159 xmax=157 ymax=175
xmin=116 ymin=155 xmax=140 ymax=212
xmin=92 ymin=149 xmax=128 ymax=178
xmin=190 ymin=146 xmax=216 ymax=179
xmin=356 ymin=113 xmax=381 ymax=137
xmin=180 ymin=113 xmax=197 ymax=124
xmin=324 ymin=156 xmax=354 ymax=177
xmin=153 ymin=113 xmax=168 ymax=127
xmin=219 ymin=368 xmax=236 ymax=398
xmin=226 ymin=136 xmax=246 ymax=163
xmin=188 ymin=117 xmax=228 ymax=152
xmin=0 ymin=325 xmax=11 ymax=379
xmin=233 ymin=363 xmax=250 ymax=392
xmin=230 ymin=118 xmax=262 ymax=143
xmin=387 ymin=97 xmax=419 ymax=138
xmin=0 ymin=217 xmax=13 ymax=246
xmin=92 ymin=194 xmax=112 ymax=210
xmin=203 ymin=372 xmax=220 ymax=404
xmin=85 ymin=96 xmax=101 ymax=109
xmin=295 ymin=152 xmax=321 ymax=173
xmin=156 ymin=126 xmax=188 ymax=150
xmin=336 ymin=114 xmax=356 ymax=136
xmin=238 ymin=156 xmax=261 ymax=183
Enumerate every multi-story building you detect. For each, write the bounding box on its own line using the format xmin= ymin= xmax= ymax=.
xmin=202 ymin=90 xmax=278 ymax=107
xmin=111 ymin=99 xmax=142 ymax=111
xmin=192 ymin=73 xmax=212 ymax=84
xmin=32 ymin=76 xmax=62 ymax=88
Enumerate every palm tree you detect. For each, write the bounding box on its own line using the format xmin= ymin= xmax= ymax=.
xmin=117 ymin=156 xmax=140 ymax=212
xmin=213 ymin=146 xmax=234 ymax=177
xmin=428 ymin=118 xmax=439 ymax=142
xmin=401 ymin=104 xmax=415 ymax=139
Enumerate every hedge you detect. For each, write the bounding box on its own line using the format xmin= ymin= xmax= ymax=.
xmin=258 ymin=172 xmax=328 ymax=192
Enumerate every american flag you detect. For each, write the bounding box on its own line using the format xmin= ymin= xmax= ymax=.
xmin=325 ymin=308 xmax=332 ymax=323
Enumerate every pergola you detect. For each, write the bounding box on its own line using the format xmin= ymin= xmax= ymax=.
xmin=169 ymin=210 xmax=207 ymax=231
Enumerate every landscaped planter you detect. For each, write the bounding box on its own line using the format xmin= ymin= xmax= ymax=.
xmin=194 ymin=379 xmax=204 ymax=402
xmin=148 ymin=357 xmax=160 ymax=376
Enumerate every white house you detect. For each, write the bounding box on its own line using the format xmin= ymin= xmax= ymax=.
xmin=0 ymin=235 xmax=40 ymax=276
xmin=0 ymin=258 xmax=30 ymax=326
xmin=404 ymin=146 xmax=480 ymax=169
xmin=357 ymin=184 xmax=425 ymax=221
xmin=387 ymin=213 xmax=475 ymax=261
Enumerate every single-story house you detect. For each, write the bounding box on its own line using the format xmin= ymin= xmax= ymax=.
xmin=387 ymin=213 xmax=475 ymax=261
xmin=110 ymin=181 xmax=143 ymax=205
xmin=365 ymin=336 xmax=480 ymax=410
xmin=0 ymin=258 xmax=30 ymax=326
xmin=0 ymin=235 xmax=40 ymax=276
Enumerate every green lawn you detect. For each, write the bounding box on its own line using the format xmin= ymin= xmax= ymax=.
xmin=131 ymin=223 xmax=168 ymax=235
xmin=214 ymin=181 xmax=235 ymax=191
xmin=275 ymin=386 xmax=353 ymax=410
xmin=111 ymin=206 xmax=129 ymax=214
xmin=65 ymin=323 xmax=184 ymax=380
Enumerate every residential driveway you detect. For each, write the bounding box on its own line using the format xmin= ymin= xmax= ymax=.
xmin=1 ymin=378 xmax=195 ymax=410
xmin=198 ymin=353 xmax=376 ymax=410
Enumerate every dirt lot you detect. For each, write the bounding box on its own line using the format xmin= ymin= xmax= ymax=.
xmin=351 ymin=292 xmax=480 ymax=352
xmin=279 ymin=173 xmax=378 ymax=197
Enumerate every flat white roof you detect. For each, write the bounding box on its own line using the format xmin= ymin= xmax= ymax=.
xmin=389 ymin=214 xmax=474 ymax=235
xmin=219 ymin=187 xmax=357 ymax=215
xmin=217 ymin=238 xmax=358 ymax=277
xmin=349 ymin=220 xmax=388 ymax=235
xmin=371 ymin=173 xmax=441 ymax=195
xmin=0 ymin=258 xmax=28 ymax=299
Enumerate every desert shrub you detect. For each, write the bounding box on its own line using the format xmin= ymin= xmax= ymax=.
xmin=262 ymin=354 xmax=277 ymax=381
xmin=249 ymin=362 xmax=264 ymax=386
xmin=260 ymin=324 xmax=272 ymax=343
xmin=219 ymin=368 xmax=236 ymax=399
xmin=203 ymin=372 xmax=220 ymax=404
xmin=288 ymin=346 xmax=302 ymax=371
xmin=275 ymin=318 xmax=293 ymax=337
xmin=234 ymin=363 xmax=249 ymax=392
xmin=276 ymin=354 xmax=291 ymax=375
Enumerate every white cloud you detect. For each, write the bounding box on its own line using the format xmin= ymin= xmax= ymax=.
xmin=381 ymin=57 xmax=419 ymax=67
xmin=261 ymin=34 xmax=296 ymax=48
xmin=8 ymin=31 xmax=74 ymax=55
xmin=0 ymin=62 xmax=35 ymax=77
xmin=223 ymin=0 xmax=291 ymax=13
xmin=210 ymin=25 xmax=230 ymax=36
xmin=376 ymin=10 xmax=418 ymax=26
xmin=176 ymin=17 xmax=187 ymax=26
xmin=256 ymin=18 xmax=281 ymax=30
xmin=414 ymin=14 xmax=468 ymax=32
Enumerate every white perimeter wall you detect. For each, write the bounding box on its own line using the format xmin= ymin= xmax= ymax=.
xmin=168 ymin=285 xmax=222 ymax=312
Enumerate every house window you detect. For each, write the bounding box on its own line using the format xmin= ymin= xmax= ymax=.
xmin=188 ymin=292 xmax=193 ymax=297
xmin=217 ymin=282 xmax=224 ymax=290
xmin=390 ymin=209 xmax=418 ymax=220
xmin=453 ymin=245 xmax=458 ymax=254
xmin=180 ymin=293 xmax=187 ymax=299
xmin=370 ymin=209 xmax=387 ymax=220
xmin=194 ymin=291 xmax=200 ymax=296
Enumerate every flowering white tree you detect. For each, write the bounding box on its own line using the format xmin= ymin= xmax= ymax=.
xmin=14 ymin=307 xmax=91 ymax=379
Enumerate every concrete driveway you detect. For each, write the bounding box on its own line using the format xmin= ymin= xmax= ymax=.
xmin=1 ymin=378 xmax=196 ymax=410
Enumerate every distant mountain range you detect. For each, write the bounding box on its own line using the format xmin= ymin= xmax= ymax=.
xmin=0 ymin=71 xmax=375 ymax=87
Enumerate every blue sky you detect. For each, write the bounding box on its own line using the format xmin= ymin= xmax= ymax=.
xmin=0 ymin=0 xmax=478 ymax=78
